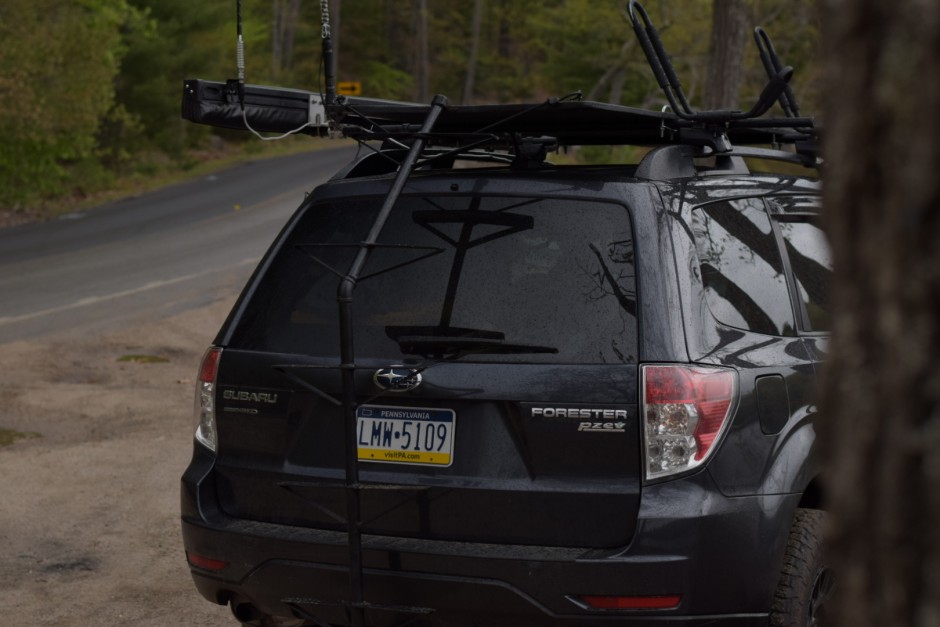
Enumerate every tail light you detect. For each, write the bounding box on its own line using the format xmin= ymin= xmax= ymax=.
xmin=186 ymin=551 xmax=229 ymax=572
xmin=578 ymin=594 xmax=681 ymax=610
xmin=194 ymin=347 xmax=222 ymax=453
xmin=641 ymin=364 xmax=736 ymax=481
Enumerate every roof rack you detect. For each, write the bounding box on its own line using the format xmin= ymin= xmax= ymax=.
xmin=182 ymin=4 xmax=818 ymax=171
xmin=183 ymin=80 xmax=816 ymax=150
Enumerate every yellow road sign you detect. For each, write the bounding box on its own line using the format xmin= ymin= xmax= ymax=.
xmin=337 ymin=81 xmax=362 ymax=96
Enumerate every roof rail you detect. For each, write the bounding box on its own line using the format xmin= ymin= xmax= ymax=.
xmin=635 ymin=144 xmax=817 ymax=180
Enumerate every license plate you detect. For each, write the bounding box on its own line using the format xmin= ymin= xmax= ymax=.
xmin=356 ymin=405 xmax=455 ymax=467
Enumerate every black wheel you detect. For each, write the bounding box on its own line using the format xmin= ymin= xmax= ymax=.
xmin=770 ymin=508 xmax=833 ymax=627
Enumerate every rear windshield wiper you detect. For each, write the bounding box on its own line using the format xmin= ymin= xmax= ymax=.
xmin=386 ymin=325 xmax=557 ymax=359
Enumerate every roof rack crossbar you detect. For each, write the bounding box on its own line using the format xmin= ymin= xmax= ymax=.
xmin=413 ymin=134 xmax=503 ymax=170
xmin=636 ymin=143 xmax=818 ymax=180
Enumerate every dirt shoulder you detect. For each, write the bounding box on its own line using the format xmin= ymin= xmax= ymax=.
xmin=0 ymin=298 xmax=236 ymax=625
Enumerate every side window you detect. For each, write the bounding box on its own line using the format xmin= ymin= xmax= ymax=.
xmin=691 ymin=198 xmax=795 ymax=336
xmin=778 ymin=220 xmax=832 ymax=332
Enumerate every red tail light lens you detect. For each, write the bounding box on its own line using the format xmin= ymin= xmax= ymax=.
xmin=198 ymin=346 xmax=221 ymax=383
xmin=579 ymin=594 xmax=681 ymax=610
xmin=642 ymin=365 xmax=736 ymax=480
xmin=194 ymin=347 xmax=222 ymax=453
xmin=186 ymin=551 xmax=229 ymax=572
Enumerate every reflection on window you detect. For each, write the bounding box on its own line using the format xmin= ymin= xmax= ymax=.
xmin=779 ymin=221 xmax=831 ymax=331
xmin=692 ymin=199 xmax=794 ymax=336
xmin=231 ymin=197 xmax=639 ymax=364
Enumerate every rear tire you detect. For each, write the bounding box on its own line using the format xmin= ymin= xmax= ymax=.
xmin=770 ymin=508 xmax=833 ymax=627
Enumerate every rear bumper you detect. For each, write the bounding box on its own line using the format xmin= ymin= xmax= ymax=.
xmin=182 ymin=448 xmax=800 ymax=626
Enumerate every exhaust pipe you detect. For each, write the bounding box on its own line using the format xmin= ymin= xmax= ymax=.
xmin=230 ymin=599 xmax=265 ymax=623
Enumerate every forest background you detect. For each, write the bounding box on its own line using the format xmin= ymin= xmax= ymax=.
xmin=0 ymin=0 xmax=819 ymax=215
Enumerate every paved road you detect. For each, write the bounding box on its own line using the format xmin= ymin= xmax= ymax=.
xmin=0 ymin=145 xmax=356 ymax=344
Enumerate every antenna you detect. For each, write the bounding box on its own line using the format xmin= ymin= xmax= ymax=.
xmin=227 ymin=1 xmax=327 ymax=139
xmin=236 ymin=0 xmax=246 ymax=106
xmin=321 ymin=0 xmax=337 ymax=106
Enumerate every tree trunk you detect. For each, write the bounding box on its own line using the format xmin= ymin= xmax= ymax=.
xmin=704 ymin=0 xmax=748 ymax=109
xmin=272 ymin=0 xmax=302 ymax=75
xmin=462 ymin=0 xmax=484 ymax=105
xmin=283 ymin=0 xmax=301 ymax=71
xmin=331 ymin=0 xmax=341 ymax=76
xmin=273 ymin=0 xmax=283 ymax=76
xmin=497 ymin=0 xmax=511 ymax=58
xmin=821 ymin=1 xmax=940 ymax=625
xmin=414 ymin=0 xmax=429 ymax=102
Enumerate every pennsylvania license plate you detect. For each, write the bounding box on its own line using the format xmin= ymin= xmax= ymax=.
xmin=356 ymin=405 xmax=455 ymax=467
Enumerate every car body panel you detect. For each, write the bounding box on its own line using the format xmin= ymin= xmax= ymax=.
xmin=181 ymin=164 xmax=826 ymax=625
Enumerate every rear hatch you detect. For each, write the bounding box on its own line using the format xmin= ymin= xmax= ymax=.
xmin=214 ymin=190 xmax=642 ymax=548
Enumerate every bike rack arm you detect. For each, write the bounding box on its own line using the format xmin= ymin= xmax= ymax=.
xmin=335 ymin=93 xmax=448 ymax=627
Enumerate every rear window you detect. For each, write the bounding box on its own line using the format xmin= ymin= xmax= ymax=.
xmin=229 ymin=195 xmax=638 ymax=364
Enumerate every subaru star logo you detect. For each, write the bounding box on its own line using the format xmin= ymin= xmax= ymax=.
xmin=373 ymin=366 xmax=422 ymax=392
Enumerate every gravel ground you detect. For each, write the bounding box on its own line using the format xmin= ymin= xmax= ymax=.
xmin=0 ymin=297 xmax=237 ymax=626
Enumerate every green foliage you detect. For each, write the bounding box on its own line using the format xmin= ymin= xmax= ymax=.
xmin=115 ymin=0 xmax=232 ymax=157
xmin=117 ymin=354 xmax=170 ymax=363
xmin=361 ymin=62 xmax=415 ymax=101
xmin=530 ymin=1 xmax=637 ymax=97
xmin=0 ymin=428 xmax=41 ymax=447
xmin=745 ymin=0 xmax=822 ymax=112
xmin=0 ymin=0 xmax=136 ymax=206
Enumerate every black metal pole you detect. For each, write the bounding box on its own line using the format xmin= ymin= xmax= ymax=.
xmin=336 ymin=94 xmax=447 ymax=627
xmin=236 ymin=0 xmax=246 ymax=105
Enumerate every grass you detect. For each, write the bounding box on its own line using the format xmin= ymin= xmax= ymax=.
xmin=13 ymin=136 xmax=354 ymax=223
xmin=0 ymin=428 xmax=41 ymax=447
xmin=117 ymin=354 xmax=170 ymax=364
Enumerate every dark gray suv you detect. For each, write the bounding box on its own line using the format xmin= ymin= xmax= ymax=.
xmin=180 ymin=3 xmax=828 ymax=625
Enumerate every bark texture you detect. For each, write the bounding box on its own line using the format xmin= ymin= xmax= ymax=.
xmin=414 ymin=0 xmax=429 ymax=102
xmin=272 ymin=0 xmax=302 ymax=75
xmin=462 ymin=0 xmax=484 ymax=105
xmin=821 ymin=1 xmax=940 ymax=625
xmin=331 ymin=0 xmax=341 ymax=76
xmin=704 ymin=0 xmax=749 ymax=109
